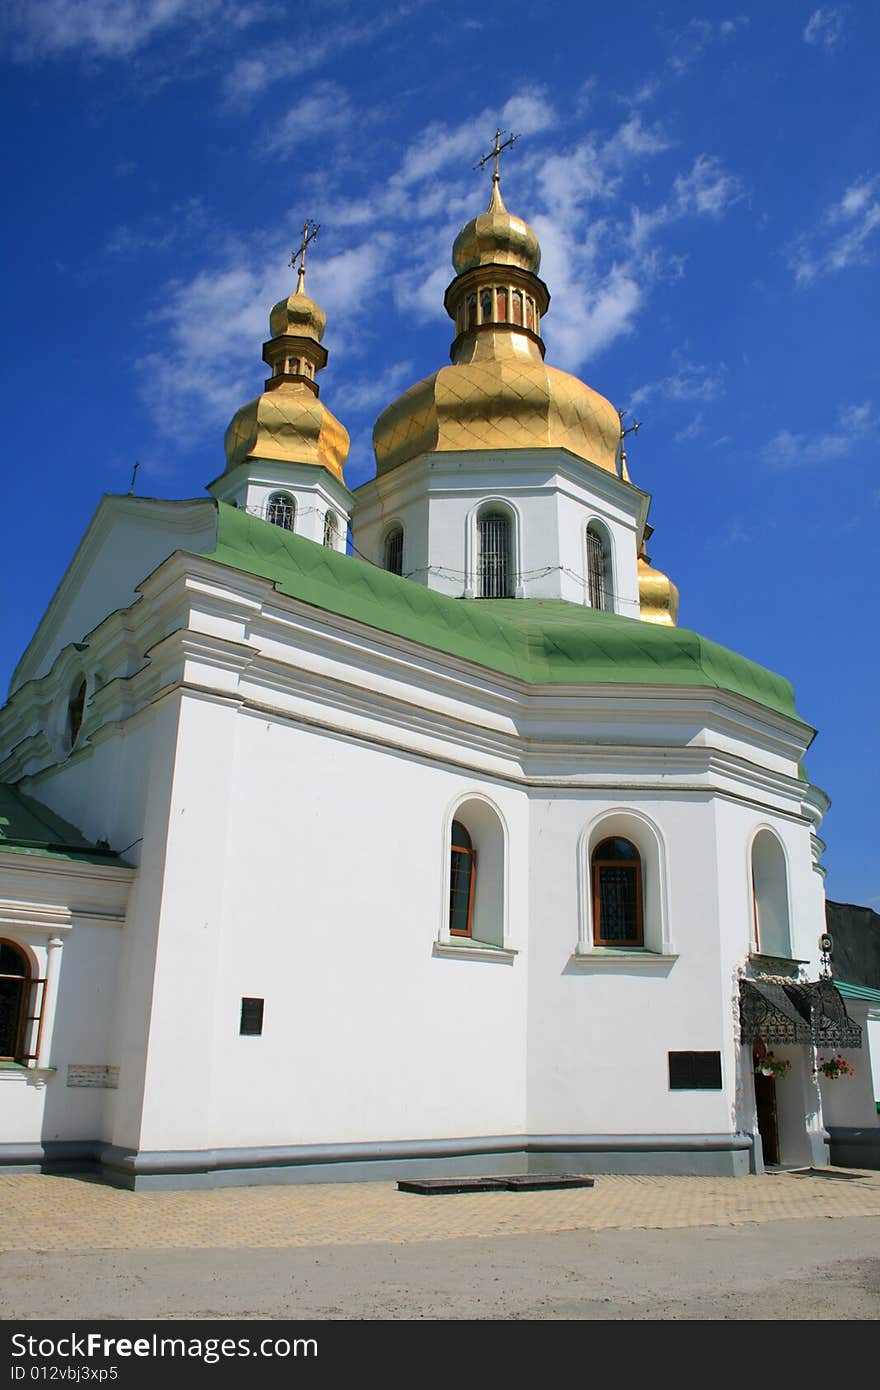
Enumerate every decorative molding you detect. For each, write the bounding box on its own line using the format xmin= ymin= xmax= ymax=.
xmin=433 ymin=940 xmax=518 ymax=963
xmin=569 ymin=950 xmax=679 ymax=971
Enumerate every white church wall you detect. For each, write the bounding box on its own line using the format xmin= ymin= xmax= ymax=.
xmin=11 ymin=498 xmax=216 ymax=695
xmin=525 ymin=792 xmax=730 ymax=1138
xmin=352 ymin=449 xmax=645 ymax=609
xmin=133 ymin=695 xmax=529 ymax=1153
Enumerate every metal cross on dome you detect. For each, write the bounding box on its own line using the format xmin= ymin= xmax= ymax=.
xmin=474 ymin=128 xmax=519 ymax=183
xmin=289 ymin=219 xmax=319 ymax=294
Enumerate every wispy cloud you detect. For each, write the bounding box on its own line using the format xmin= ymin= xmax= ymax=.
xmin=631 ymin=154 xmax=744 ymax=245
xmin=263 ymin=83 xmax=356 ymax=156
xmin=768 ymin=400 xmax=874 ymax=468
xmin=666 ymin=15 xmax=750 ymax=78
xmin=674 ymin=413 xmax=704 ymax=444
xmin=629 ymin=357 xmax=727 ymax=411
xmin=803 ymin=7 xmax=846 ymax=49
xmin=788 ymin=174 xmax=880 ymax=285
xmin=105 ymin=197 xmax=209 ymax=258
xmin=2 ymin=0 xmax=262 ymax=62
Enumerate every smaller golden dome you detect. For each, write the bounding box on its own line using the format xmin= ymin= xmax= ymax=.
xmin=452 ymin=182 xmax=541 ymax=275
xmin=224 ymin=382 xmax=349 ymax=482
xmin=268 ymin=292 xmax=326 ymax=343
xmin=638 ymin=552 xmax=680 ymax=626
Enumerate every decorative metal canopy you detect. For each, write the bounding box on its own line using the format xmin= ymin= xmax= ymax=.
xmin=740 ymin=978 xmax=861 ymax=1050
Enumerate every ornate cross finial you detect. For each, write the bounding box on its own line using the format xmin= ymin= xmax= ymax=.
xmin=475 ymin=128 xmax=518 ymax=185
xmin=289 ymin=219 xmax=319 ymax=294
xmin=617 ymin=408 xmax=641 ymax=481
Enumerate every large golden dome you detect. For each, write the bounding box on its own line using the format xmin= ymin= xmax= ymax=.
xmin=373 ymin=178 xmax=621 ymax=476
xmin=374 ymin=351 xmax=621 ymax=475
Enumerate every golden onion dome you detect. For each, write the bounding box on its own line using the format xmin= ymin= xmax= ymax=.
xmin=224 ymin=384 xmax=349 ymax=483
xmin=638 ymin=551 xmax=680 ymax=626
xmin=268 ymin=291 xmax=326 ymax=342
xmin=452 ymin=181 xmax=541 ymax=275
xmin=373 ymin=353 xmax=621 ymax=475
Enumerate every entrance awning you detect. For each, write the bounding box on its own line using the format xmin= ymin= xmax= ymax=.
xmin=740 ymin=978 xmax=862 ymax=1050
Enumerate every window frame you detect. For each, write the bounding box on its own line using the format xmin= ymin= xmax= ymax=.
xmin=591 ymin=837 xmax=644 ymax=947
xmin=323 ymin=511 xmax=338 ymax=548
xmin=477 ymin=508 xmax=513 ymax=599
xmin=0 ymin=939 xmax=45 ymax=1065
xmin=586 ymin=523 xmax=611 ymax=612
xmin=384 ymin=526 xmax=404 ymax=576
xmin=266 ymin=491 xmax=295 ymax=531
xmin=449 ymin=821 xmax=477 ymax=938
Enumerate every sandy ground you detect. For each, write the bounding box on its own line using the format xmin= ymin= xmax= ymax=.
xmin=1 ymin=1218 xmax=878 ymax=1320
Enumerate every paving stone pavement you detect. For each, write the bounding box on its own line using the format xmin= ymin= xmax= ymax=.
xmin=2 ymin=1168 xmax=880 ymax=1253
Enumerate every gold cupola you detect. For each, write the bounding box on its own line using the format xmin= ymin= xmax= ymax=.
xmin=637 ymin=527 xmax=680 ymax=626
xmin=222 ymin=243 xmax=349 ymax=484
xmin=373 ymin=165 xmax=621 ymax=476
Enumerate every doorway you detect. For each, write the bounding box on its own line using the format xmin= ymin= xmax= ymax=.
xmin=753 ymin=1046 xmax=780 ymax=1165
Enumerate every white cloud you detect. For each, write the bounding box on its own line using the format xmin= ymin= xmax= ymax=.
xmin=343 ymin=361 xmax=415 ymax=413
xmin=674 ymin=414 xmax=704 ymax=443
xmin=789 ymin=174 xmax=880 ymax=285
xmin=263 ymin=84 xmax=355 ymax=156
xmin=3 ymin=0 xmax=261 ymax=61
xmin=768 ymin=400 xmax=875 ymax=468
xmin=631 ymin=154 xmax=744 ymax=245
xmin=629 ymin=358 xmax=727 ymax=411
xmin=803 ymin=7 xmax=846 ymax=48
xmin=666 ymin=15 xmax=750 ymax=77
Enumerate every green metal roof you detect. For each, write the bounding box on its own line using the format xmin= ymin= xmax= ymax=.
xmin=202 ymin=503 xmax=804 ymax=722
xmin=835 ymin=980 xmax=880 ymax=1005
xmin=0 ymin=784 xmax=121 ymax=864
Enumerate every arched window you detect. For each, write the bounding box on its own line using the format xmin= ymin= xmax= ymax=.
xmin=591 ymin=837 xmax=643 ymax=946
xmin=449 ymin=821 xmax=476 ymax=937
xmin=525 ymin=297 xmax=534 ymax=330
xmin=323 ymin=511 xmax=337 ymax=548
xmin=511 ymin=290 xmax=523 ymax=325
xmin=586 ymin=524 xmax=611 ymax=611
xmin=467 ymin=294 xmax=477 ymax=329
xmin=384 ymin=526 xmax=404 ymax=576
xmin=478 ymin=510 xmax=513 ymax=598
xmin=480 ymin=288 xmax=493 ymax=323
xmin=496 ymin=287 xmax=508 ymax=321
xmin=0 ymin=940 xmax=30 ymax=1061
xmin=266 ymin=492 xmax=295 ymax=531
xmin=752 ymin=831 xmax=791 ymax=957
xmin=67 ymin=679 xmax=87 ymax=747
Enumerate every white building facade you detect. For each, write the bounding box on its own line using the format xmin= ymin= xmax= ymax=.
xmin=0 ymin=172 xmax=874 ymax=1188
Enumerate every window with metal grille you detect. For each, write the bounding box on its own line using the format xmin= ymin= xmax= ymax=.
xmin=591 ymin=837 xmax=643 ymax=946
xmin=384 ymin=527 xmax=404 ymax=576
xmin=449 ymin=821 xmax=476 ymax=937
xmin=478 ymin=511 xmax=512 ymax=598
xmin=323 ymin=511 xmax=337 ymax=548
xmin=266 ymin=492 xmax=295 ymax=531
xmin=240 ymin=997 xmax=264 ymax=1036
xmin=668 ymin=1051 xmax=722 ymax=1090
xmin=586 ymin=526 xmax=610 ymax=611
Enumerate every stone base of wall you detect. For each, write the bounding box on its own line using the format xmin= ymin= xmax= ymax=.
xmin=0 ymin=1132 xmax=753 ymax=1189
xmin=827 ymin=1126 xmax=880 ymax=1170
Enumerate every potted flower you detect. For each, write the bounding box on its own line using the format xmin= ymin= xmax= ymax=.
xmin=754 ymin=1052 xmax=791 ymax=1080
xmin=816 ymin=1054 xmax=855 ymax=1080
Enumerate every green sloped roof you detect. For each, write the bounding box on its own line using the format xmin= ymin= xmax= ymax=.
xmin=0 ymin=785 xmax=121 ymax=864
xmin=835 ymin=980 xmax=880 ymax=1005
xmin=202 ymin=502 xmax=804 ymax=722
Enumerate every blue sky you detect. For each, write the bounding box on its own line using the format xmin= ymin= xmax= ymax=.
xmin=1 ymin=0 xmax=878 ymax=907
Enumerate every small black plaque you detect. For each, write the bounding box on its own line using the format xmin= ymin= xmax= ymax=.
xmin=669 ymin=1050 xmax=722 ymax=1090
xmin=240 ymin=997 xmax=264 ymax=1036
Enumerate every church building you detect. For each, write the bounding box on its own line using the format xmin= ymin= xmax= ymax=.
xmin=1 ymin=141 xmax=876 ymax=1188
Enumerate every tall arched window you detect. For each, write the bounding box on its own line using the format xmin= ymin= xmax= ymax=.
xmin=591 ymin=837 xmax=643 ymax=946
xmin=449 ymin=821 xmax=476 ymax=937
xmin=751 ymin=830 xmax=791 ymax=957
xmin=586 ymin=524 xmax=611 ymax=611
xmin=0 ymin=940 xmax=30 ymax=1061
xmin=323 ymin=511 xmax=337 ymax=548
xmin=478 ymin=510 xmax=513 ymax=598
xmin=266 ymin=492 xmax=295 ymax=531
xmin=384 ymin=526 xmax=404 ymax=576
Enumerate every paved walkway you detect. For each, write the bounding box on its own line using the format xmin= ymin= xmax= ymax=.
xmin=2 ymin=1168 xmax=880 ymax=1253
